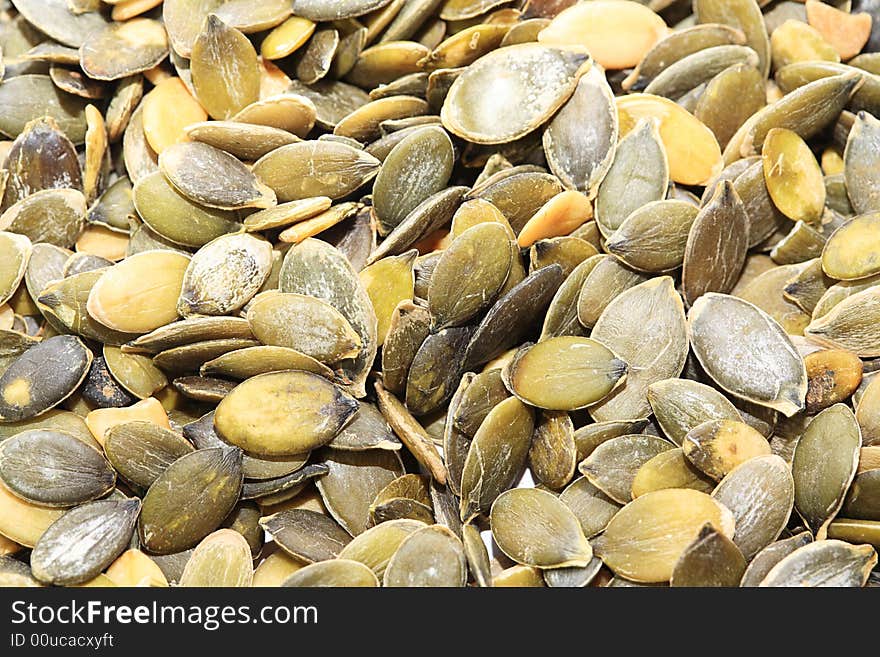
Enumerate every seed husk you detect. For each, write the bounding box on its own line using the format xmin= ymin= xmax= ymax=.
xmin=279 ymin=238 xmax=378 ymax=398
xmin=337 ymin=518 xmax=426 ymax=577
xmin=758 ymin=539 xmax=877 ymax=587
xmin=688 ymin=293 xmax=807 ymax=416
xmin=215 ymin=371 xmax=357 ymax=456
xmin=542 ymin=64 xmax=617 ymax=197
xmin=253 ymin=141 xmax=379 ymax=204
xmin=0 ymin=335 xmax=92 ymax=422
xmin=383 ymin=524 xmax=466 ymax=586
xmin=86 ymin=250 xmax=190 ymax=334
xmin=30 ymin=497 xmax=140 ymax=586
xmin=282 ymin=558 xmax=380 ymax=587
xmin=103 ymin=420 xmax=194 ymax=489
xmin=502 ymin=337 xmax=627 ymax=411
xmin=138 ymin=446 xmax=243 ymax=554
xmin=793 ymin=403 xmax=861 ymax=539
xmin=594 ymin=488 xmax=735 ymax=583
xmin=0 ymin=429 xmax=114 ymax=506
xmin=589 ymin=277 xmax=688 ymax=422
xmin=459 ymin=396 xmax=534 ymax=522
xmin=594 ymin=118 xmax=667 ymax=237
xmin=491 ymin=487 xmax=592 ymax=569
xmin=160 ymin=142 xmax=276 ymax=211
xmin=132 ymin=172 xmax=240 ymax=248
xmin=440 ymin=43 xmax=589 ymax=145
xmin=260 ymin=509 xmax=352 ymax=563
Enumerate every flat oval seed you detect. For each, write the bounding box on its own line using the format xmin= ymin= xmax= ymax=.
xmin=559 ymin=477 xmax=621 ymax=538
xmin=132 ymin=172 xmax=241 ymax=248
xmin=404 ymin=326 xmax=472 ymax=417
xmin=844 ymin=112 xmax=880 ymax=214
xmin=383 ymin=524 xmax=467 ymax=587
xmin=682 ymin=419 xmax=772 ymax=481
xmin=762 ymin=128 xmax=825 ymax=223
xmin=631 ymin=448 xmax=715 ymax=498
xmin=0 ymin=335 xmax=92 ymax=422
xmin=261 ymin=16 xmax=316 ymax=59
xmin=580 ymin=434 xmax=674 ymax=504
xmin=713 ymin=455 xmax=795 ymax=559
xmin=142 ymin=77 xmax=208 ymax=154
xmin=604 ymin=200 xmax=698 ymax=272
xmin=359 ymin=252 xmax=416 ymax=346
xmin=373 ymin=126 xmax=454 ymax=234
xmin=191 ymin=15 xmax=260 ymax=120
xmin=31 ymin=498 xmax=140 ymax=586
xmin=490 ymin=488 xmax=592 ymax=569
xmin=459 ymin=396 xmax=534 ymax=522
xmin=594 ymin=118 xmax=667 ymax=237
xmin=594 ymin=488 xmax=735 ymax=583
xmin=805 ymin=286 xmax=880 ymax=357
xmin=138 ymin=446 xmax=243 ymax=554
xmin=0 ymin=75 xmax=89 ymax=145
xmin=279 ymin=238 xmax=378 ymax=397
xmin=529 ymin=410 xmax=578 ymax=491
xmin=179 ymin=529 xmax=253 ymax=587
xmin=688 ymin=293 xmax=807 ymax=416
xmin=647 ymin=378 xmax=742 ymax=446
xmin=759 ymin=540 xmax=877 ymax=587
xmin=428 ymin=223 xmax=512 ymax=329
xmin=822 ymin=213 xmax=880 ymax=281
xmin=740 ymin=531 xmax=813 ymax=587
xmin=253 ymin=141 xmax=380 ymax=203
xmin=440 ymin=43 xmax=590 ymax=145
xmin=682 ymin=180 xmax=750 ymax=305
xmin=291 ymin=0 xmax=393 ymax=21
xmin=282 ymin=559 xmax=379 ymax=587
xmin=215 ymin=371 xmax=358 ymax=456
xmin=260 ymin=509 xmax=351 ymax=562
xmin=0 ymin=481 xmax=65 ymax=548
xmin=80 ymin=18 xmax=169 ymax=81
xmin=160 ymin=142 xmax=276 ymax=211
xmin=0 ymin=232 xmax=30 ymax=306
xmin=518 ymin=191 xmax=593 ymax=249
xmin=543 ymin=64 xmax=617 ymax=196
xmin=0 ymin=190 xmax=85 ymax=250
xmin=178 ymin=234 xmax=272 ymax=317
xmin=502 ymin=337 xmax=627 ymax=411
xmin=805 ymin=349 xmax=863 ymax=414
xmin=670 ymin=523 xmax=746 ymax=587
xmin=247 ymin=292 xmax=361 ymax=364
xmin=200 ymin=345 xmax=334 ymax=381
xmin=103 ymin=420 xmax=195 ymax=489
xmin=590 ymin=277 xmax=688 ymax=422
xmin=87 ymin=250 xmax=190 ymax=333
xmin=793 ymin=403 xmax=861 ymax=539
xmin=0 ymin=430 xmax=114 ymax=506
xmin=337 ymin=518 xmax=427 ymax=577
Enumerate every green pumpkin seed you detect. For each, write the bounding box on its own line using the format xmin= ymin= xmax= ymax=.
xmin=260 ymin=508 xmax=352 ymax=562
xmin=0 ymin=189 xmax=85 ymax=250
xmin=631 ymin=448 xmax=715 ymax=498
xmin=0 ymin=335 xmax=92 ymax=422
xmin=0 ymin=232 xmax=30 ymax=306
xmin=131 ymin=172 xmax=240 ymax=249
xmin=383 ymin=524 xmax=467 ymax=586
xmin=843 ymin=468 xmax=880 ymax=520
xmin=605 ymin=200 xmax=699 ymax=273
xmin=740 ymin=531 xmax=813 ymax=587
xmin=759 ymin=540 xmax=876 ymax=587
xmin=451 ymin=369 xmax=509 ymax=438
xmin=594 ymin=118 xmax=668 ymax=238
xmin=11 ymin=0 xmax=109 ymax=48
xmin=529 ymin=411 xmax=577 ymax=490
xmin=502 ymin=337 xmax=627 ymax=411
xmin=459 ymin=396 xmax=534 ymax=522
xmin=694 ymin=63 xmax=766 ymax=150
xmin=80 ymin=18 xmax=169 ymax=82
xmin=124 ymin=316 xmax=254 ymax=354
xmin=805 ymin=285 xmax=880 ymax=356
xmin=359 ymin=251 xmax=417 ymax=345
xmin=682 ymin=419 xmax=772 ymax=481
xmin=282 ymin=558 xmax=379 ymax=587
xmin=593 ymin=488 xmax=735 ymax=583
xmin=821 ymin=213 xmax=880 ymax=282
xmin=241 ymin=463 xmax=328 ymax=502
xmin=762 ymin=128 xmax=826 ymax=223
xmin=579 ymin=434 xmax=674 ymax=504
xmin=490 ymin=488 xmax=592 ymax=569
xmin=542 ymin=64 xmax=617 ymax=196
xmin=381 ymin=301 xmax=431 ymax=396
xmin=138 ymin=446 xmax=243 ymax=554
xmin=670 ymin=523 xmax=746 ymax=587
xmin=793 ymin=404 xmax=861 ymax=538
xmin=103 ymin=345 xmax=167 ymax=400
xmin=441 ymin=43 xmax=588 ymax=144
xmin=540 ymin=256 xmax=600 ymax=340
xmin=645 ymin=45 xmax=759 ymax=101
xmin=337 ymin=518 xmax=427 ymax=577
xmin=405 ymin=326 xmax=471 ymax=416
xmin=559 ymin=476 xmax=621 ymax=539
xmin=844 ymin=112 xmax=880 ymax=214
xmin=590 ymin=277 xmax=688 ymax=422
xmin=647 ymin=378 xmax=742 ymax=446
xmin=576 ymin=256 xmax=648 ymax=330
xmin=712 ymin=455 xmax=794 ymax=558
xmin=178 ymin=529 xmax=253 ymax=587
xmin=0 ymin=429 xmax=114 ymax=506
xmin=291 ymin=0 xmax=394 ymax=21
xmin=688 ymin=293 xmax=807 ymax=416
xmin=469 ymin=170 xmax=564 ymax=233
xmin=0 ymin=76 xmax=88 ymax=144
xmin=104 ymin=420 xmax=194 ymax=489
xmin=462 ymin=522 xmax=492 ymax=587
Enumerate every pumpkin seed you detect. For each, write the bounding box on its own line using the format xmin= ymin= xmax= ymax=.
xmin=806 ymin=285 xmax=880 ymax=356
xmin=594 ymin=488 xmax=735 ymax=583
xmin=762 ymin=128 xmax=826 ymax=224
xmin=844 ymin=468 xmax=880 ymax=520
xmin=179 ymin=529 xmax=253 ymax=587
xmin=138 ymin=446 xmax=243 ymax=554
xmin=740 ymin=531 xmax=813 ymax=587
xmin=0 ymin=76 xmax=89 ymax=144
xmin=124 ymin=316 xmax=254 ymax=354
xmin=631 ymin=448 xmax=715 ymax=498
xmin=647 ymin=378 xmax=742 ymax=446
xmin=80 ymin=18 xmax=168 ymax=82
xmin=682 ymin=419 xmax=772 ymax=481
xmin=669 ymin=523 xmax=746 ymax=588
xmin=260 ymin=509 xmax=352 ymax=562
xmin=529 ymin=411 xmax=577 ymax=490
xmin=688 ymin=293 xmax=807 ymax=416
xmin=383 ymin=524 xmax=466 ymax=586
xmin=804 ymin=349 xmax=863 ymax=413
xmin=605 ymin=200 xmax=699 ymax=273
xmin=358 ymin=251 xmax=416 ymax=345
xmin=103 ymin=420 xmax=194 ymax=489
xmin=282 ymin=558 xmax=380 ymax=587
xmin=579 ymin=434 xmax=673 ymax=504
xmin=758 ymin=540 xmax=876 ymax=587
xmin=337 ymin=518 xmax=426 ymax=576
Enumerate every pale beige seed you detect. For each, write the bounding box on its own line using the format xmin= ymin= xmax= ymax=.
xmin=180 ymin=529 xmax=253 ymax=587
xmin=762 ymin=128 xmax=826 ymax=223
xmin=682 ymin=419 xmax=772 ymax=481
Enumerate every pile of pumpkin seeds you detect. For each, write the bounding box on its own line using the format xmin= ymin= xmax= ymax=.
xmin=0 ymin=0 xmax=880 ymax=589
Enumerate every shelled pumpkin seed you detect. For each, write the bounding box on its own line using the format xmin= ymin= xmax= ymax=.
xmin=0 ymin=0 xmax=875 ymax=589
